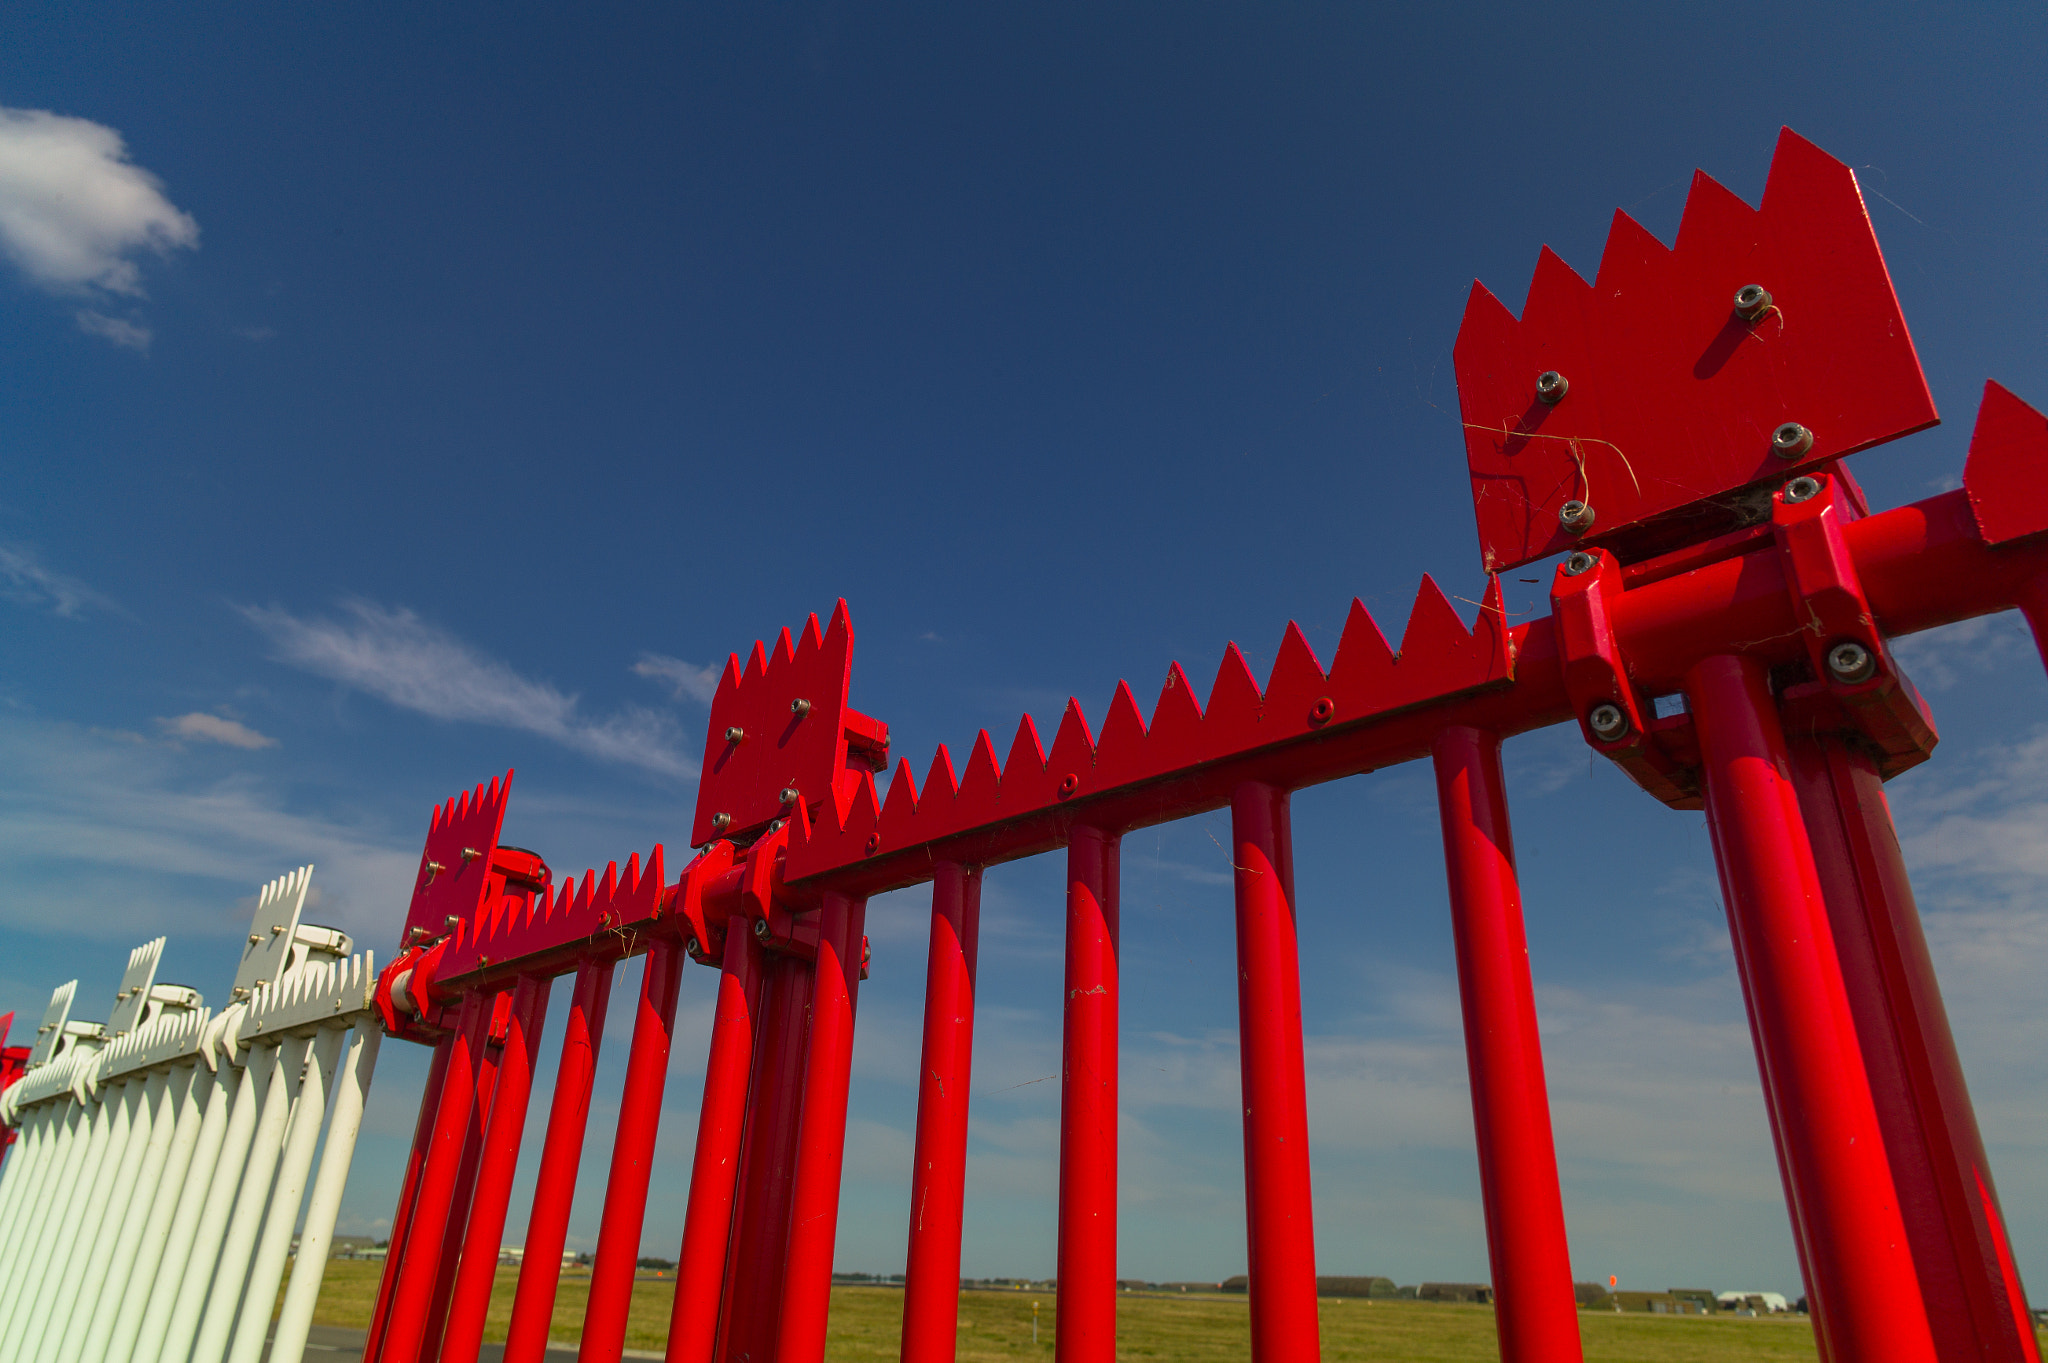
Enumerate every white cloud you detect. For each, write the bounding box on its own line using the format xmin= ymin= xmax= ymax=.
xmin=241 ymin=598 xmax=696 ymax=780
xmin=0 ymin=107 xmax=197 ymax=298
xmin=631 ymin=652 xmax=721 ymax=704
xmin=155 ymin=712 xmax=278 ymax=750
xmin=74 ymin=309 xmax=151 ymax=350
xmin=0 ymin=542 xmax=118 ymax=618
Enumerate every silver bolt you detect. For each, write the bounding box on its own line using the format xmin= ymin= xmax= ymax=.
xmin=767 ymin=818 xmax=785 ymax=833
xmin=1772 ymin=422 xmax=1814 ymax=459
xmin=1564 ymin=550 xmax=1597 ymax=577
xmin=1783 ymin=476 xmax=1823 ymax=504
xmin=779 ymin=787 xmax=800 ymax=806
xmin=1588 ymin=703 xmax=1629 ymax=741
xmin=1734 ymin=284 xmax=1773 ymax=321
xmin=753 ymin=917 xmax=770 ymax=938
xmin=686 ymin=937 xmax=701 ymax=955
xmin=711 ymin=812 xmax=733 ymax=832
xmin=1536 ymin=370 xmax=1569 ymax=404
xmin=1827 ymin=641 xmax=1876 ymax=684
xmin=724 ymin=726 xmax=745 ymax=743
xmin=425 ymin=860 xmax=445 ymax=875
xmin=249 ymin=934 xmax=263 ymax=945
xmin=1559 ymin=500 xmax=1596 ymax=534
xmin=790 ymin=697 xmax=812 ymax=717
xmin=461 ymin=846 xmax=481 ymax=862
xmin=445 ymin=914 xmax=461 ymax=931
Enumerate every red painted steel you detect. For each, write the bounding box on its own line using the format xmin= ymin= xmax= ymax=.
xmin=360 ymin=133 xmax=2048 ymax=1363
xmin=1790 ymin=735 xmax=2041 ymax=1363
xmin=667 ymin=925 xmax=766 ymax=1363
xmin=1455 ymin=128 xmax=1936 ymax=572
xmin=1228 ymin=783 xmax=1322 ymax=1361
xmin=504 ymin=958 xmax=616 ymax=1363
xmin=366 ymin=1034 xmax=455 ymax=1363
xmin=443 ymin=976 xmax=553 ymax=1363
xmin=376 ymin=993 xmax=489 ymax=1363
xmin=899 ymin=862 xmax=983 ymax=1363
xmin=421 ymin=991 xmax=514 ymax=1363
xmin=1430 ymin=728 xmax=1583 ymax=1363
xmin=775 ymin=890 xmax=871 ymax=1362
xmin=1686 ymin=654 xmax=1939 ymax=1363
xmin=581 ymin=940 xmax=687 ymax=1363
xmin=1057 ymin=826 xmax=1120 ymax=1363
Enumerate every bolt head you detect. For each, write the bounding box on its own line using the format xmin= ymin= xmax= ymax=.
xmin=1734 ymin=284 xmax=1772 ymax=320
xmin=779 ymin=786 xmax=800 ymax=806
xmin=753 ymin=917 xmax=770 ymax=938
xmin=790 ymin=697 xmax=812 ymax=717
xmin=1588 ymin=703 xmax=1629 ymax=741
xmin=724 ymin=726 xmax=745 ymax=744
xmin=1826 ymin=640 xmax=1876 ymax=684
xmin=1536 ymin=370 xmax=1569 ymax=403
xmin=1564 ymin=550 xmax=1597 ymax=577
xmin=711 ymin=812 xmax=733 ymax=832
xmin=1772 ymin=422 xmax=1814 ymax=459
xmin=1783 ymin=475 xmax=1823 ymax=504
xmin=1559 ymin=500 xmax=1595 ymax=534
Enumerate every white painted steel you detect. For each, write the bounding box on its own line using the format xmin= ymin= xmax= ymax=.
xmin=79 ymin=1065 xmax=190 ymax=1363
xmin=127 ymin=1063 xmax=238 ymax=1363
xmin=226 ymin=1024 xmax=344 ymax=1363
xmin=152 ymin=1053 xmax=271 ymax=1363
xmin=0 ymin=1101 xmax=52 ymax=1243
xmin=270 ymin=1024 xmax=380 ymax=1363
xmin=57 ymin=1069 xmax=169 ymax=1363
xmin=94 ymin=1061 xmax=206 ymax=1363
xmin=0 ymin=1100 xmax=83 ymax=1336
xmin=41 ymin=1076 xmax=146 ymax=1361
xmin=192 ymin=1035 xmax=308 ymax=1363
xmin=3 ymin=1077 xmax=110 ymax=1356
xmin=20 ymin=1076 xmax=132 ymax=1362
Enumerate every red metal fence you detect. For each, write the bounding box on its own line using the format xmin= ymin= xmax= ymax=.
xmin=360 ymin=129 xmax=2048 ymax=1363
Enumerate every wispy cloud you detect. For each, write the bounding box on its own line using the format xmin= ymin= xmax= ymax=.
xmin=241 ymin=598 xmax=696 ymax=779
xmin=631 ymin=652 xmax=721 ymax=704
xmin=0 ymin=541 xmax=119 ymax=617
xmin=74 ymin=309 xmax=151 ymax=350
xmin=156 ymin=712 xmax=277 ymax=750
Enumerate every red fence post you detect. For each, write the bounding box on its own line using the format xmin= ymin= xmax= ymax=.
xmin=442 ymin=975 xmax=554 ymax=1363
xmin=375 ymin=993 xmax=490 ymax=1363
xmin=777 ymin=890 xmax=872 ymax=1362
xmin=1686 ymin=654 xmax=1940 ymax=1363
xmin=718 ymin=958 xmax=814 ymax=1362
xmin=899 ymin=862 xmax=984 ymax=1363
xmin=580 ymin=940 xmax=687 ymax=1363
xmin=504 ymin=957 xmax=617 ymax=1363
xmin=1228 ymin=782 xmax=1322 ymax=1361
xmin=1789 ymin=733 xmax=2042 ymax=1363
xmin=1429 ymin=727 xmax=1584 ymax=1363
xmin=1058 ymin=825 xmax=1121 ymax=1363
xmin=365 ymin=1034 xmax=455 ymax=1363
xmin=667 ymin=927 xmax=767 ymax=1363
xmin=422 ymin=990 xmax=514 ymax=1363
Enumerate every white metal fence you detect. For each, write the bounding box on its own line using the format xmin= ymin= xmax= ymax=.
xmin=0 ymin=866 xmax=383 ymax=1363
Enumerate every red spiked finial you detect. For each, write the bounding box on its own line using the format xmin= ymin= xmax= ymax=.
xmin=1454 ymin=129 xmax=1937 ymax=573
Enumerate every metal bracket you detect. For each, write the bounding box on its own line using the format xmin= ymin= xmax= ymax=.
xmin=1551 ymin=548 xmax=1702 ymax=808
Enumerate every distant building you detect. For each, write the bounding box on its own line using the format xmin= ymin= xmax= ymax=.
xmin=497 ymin=1245 xmax=581 ymax=1269
xmin=1317 ymin=1277 xmax=1396 ymax=1299
xmin=1717 ymin=1291 xmax=1790 ymax=1314
xmin=1418 ymin=1283 xmax=1492 ymax=1304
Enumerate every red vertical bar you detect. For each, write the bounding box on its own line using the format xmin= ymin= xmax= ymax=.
xmin=1228 ymin=783 xmax=1323 ymax=1363
xmin=717 ymin=958 xmax=812 ymax=1363
xmin=1428 ymin=730 xmax=1584 ymax=1363
xmin=1791 ymin=734 xmax=2042 ymax=1363
xmin=440 ymin=976 xmax=554 ymax=1363
xmin=376 ymin=994 xmax=488 ymax=1363
xmin=366 ymin=1034 xmax=455 ymax=1363
xmin=1686 ymin=653 xmax=1940 ymax=1363
xmin=422 ymin=991 xmax=515 ymax=1363
xmin=775 ymin=891 xmax=871 ymax=1363
xmin=667 ymin=928 xmax=766 ymax=1363
xmin=579 ymin=940 xmax=687 ymax=1363
xmin=504 ymin=957 xmax=617 ymax=1363
xmin=1057 ymin=826 xmax=1120 ymax=1363
xmin=899 ymin=863 xmax=983 ymax=1363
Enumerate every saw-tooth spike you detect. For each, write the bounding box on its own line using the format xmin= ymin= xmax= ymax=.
xmin=795 ymin=611 xmax=826 ymax=661
xmin=1397 ymin=575 xmax=1477 ymax=663
xmin=958 ymin=730 xmax=1003 ymax=815
xmin=1671 ymin=167 xmax=1756 ymax=256
xmin=1329 ymin=598 xmax=1398 ymax=699
xmin=1963 ymin=380 xmax=2048 ymax=546
xmin=742 ymin=640 xmax=769 ymax=688
xmin=843 ymin=768 xmax=881 ymax=842
xmin=1046 ymin=698 xmax=1098 ymax=792
xmin=1147 ymin=662 xmax=1206 ymax=764
xmin=771 ymin=626 xmax=798 ymax=670
xmin=1594 ymin=208 xmax=1675 ymax=290
xmin=1203 ymin=642 xmax=1266 ymax=752
xmin=923 ymin=744 xmax=961 ymax=806
xmin=1093 ymin=681 xmax=1150 ymax=782
xmin=1261 ymin=621 xmax=1330 ymax=730
xmin=877 ymin=756 xmax=920 ymax=844
xmin=999 ymin=714 xmax=1055 ymax=811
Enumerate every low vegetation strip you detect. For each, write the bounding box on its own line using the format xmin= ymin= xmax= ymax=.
xmin=299 ymin=1262 xmax=2038 ymax=1360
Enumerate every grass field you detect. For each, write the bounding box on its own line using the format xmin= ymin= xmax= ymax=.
xmin=300 ymin=1259 xmax=1957 ymax=1360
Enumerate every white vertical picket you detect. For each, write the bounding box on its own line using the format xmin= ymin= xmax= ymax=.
xmin=57 ymin=1068 xmax=170 ymax=1363
xmin=270 ymin=1023 xmax=381 ymax=1363
xmin=78 ymin=1064 xmax=191 ymax=1363
xmin=153 ymin=1054 xmax=272 ymax=1363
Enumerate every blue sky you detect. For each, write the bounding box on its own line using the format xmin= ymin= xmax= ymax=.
xmin=3 ymin=3 xmax=2046 ymax=1299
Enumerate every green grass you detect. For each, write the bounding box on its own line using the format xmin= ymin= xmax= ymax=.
xmin=302 ymin=1262 xmax=2046 ymax=1360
